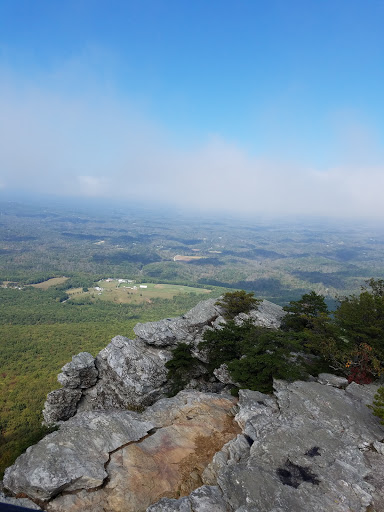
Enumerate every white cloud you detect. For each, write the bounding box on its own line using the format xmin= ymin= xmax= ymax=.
xmin=0 ymin=66 xmax=384 ymax=219
xmin=76 ymin=175 xmax=110 ymax=196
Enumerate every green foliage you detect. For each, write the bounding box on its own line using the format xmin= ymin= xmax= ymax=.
xmin=292 ymin=280 xmax=384 ymax=383
xmin=228 ymin=328 xmax=306 ymax=393
xmin=200 ymin=282 xmax=384 ymax=394
xmin=199 ymin=321 xmax=251 ymax=371
xmin=200 ymin=322 xmax=307 ymax=394
xmin=64 ymin=275 xmax=100 ymax=290
xmin=369 ymin=386 xmax=384 ymax=424
xmin=282 ymin=291 xmax=329 ymax=331
xmin=216 ymin=290 xmax=261 ymax=319
xmin=165 ymin=343 xmax=200 ymax=396
xmin=335 ymin=279 xmax=384 ymax=359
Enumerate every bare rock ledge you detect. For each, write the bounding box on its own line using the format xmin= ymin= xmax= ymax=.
xmin=4 ymin=392 xmax=239 ymax=512
xmin=42 ymin=298 xmax=285 ymax=425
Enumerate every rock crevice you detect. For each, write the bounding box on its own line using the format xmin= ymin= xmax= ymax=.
xmin=5 ymin=392 xmax=239 ymax=512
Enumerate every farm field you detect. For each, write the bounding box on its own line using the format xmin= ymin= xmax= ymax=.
xmin=67 ymin=280 xmax=212 ymax=304
xmin=31 ymin=277 xmax=69 ymax=289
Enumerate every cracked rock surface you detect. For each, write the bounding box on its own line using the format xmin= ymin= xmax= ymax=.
xmin=4 ymin=379 xmax=384 ymax=512
xmin=153 ymin=380 xmax=384 ymax=512
xmin=3 ymin=410 xmax=154 ymax=501
xmin=4 ymin=392 xmax=239 ymax=512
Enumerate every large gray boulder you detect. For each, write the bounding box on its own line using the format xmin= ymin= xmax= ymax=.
xmin=235 ymin=299 xmax=286 ymax=329
xmin=42 ymin=388 xmax=82 ymax=425
xmin=133 ymin=298 xmax=222 ymax=346
xmin=57 ymin=352 xmax=98 ymax=389
xmin=78 ymin=336 xmax=171 ymax=411
xmin=43 ymin=352 xmax=98 ymax=424
xmin=3 ymin=410 xmax=154 ymax=501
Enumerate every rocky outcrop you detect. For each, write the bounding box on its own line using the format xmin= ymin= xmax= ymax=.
xmin=78 ymin=336 xmax=170 ymax=411
xmin=42 ymin=352 xmax=99 ymax=424
xmin=8 ymin=297 xmax=384 ymax=511
xmin=4 ymin=375 xmax=384 ymax=511
xmin=133 ymin=299 xmax=222 ymax=347
xmin=43 ymin=388 xmax=82 ymax=425
xmin=4 ymin=392 xmax=239 ymax=512
xmin=4 ymin=410 xmax=154 ymax=500
xmin=57 ymin=352 xmax=98 ymax=389
xmin=234 ymin=299 xmax=286 ymax=329
xmin=152 ymin=379 xmax=384 ymax=512
xmin=43 ymin=298 xmax=285 ymax=425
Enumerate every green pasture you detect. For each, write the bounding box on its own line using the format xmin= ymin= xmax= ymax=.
xmin=69 ymin=280 xmax=212 ymax=304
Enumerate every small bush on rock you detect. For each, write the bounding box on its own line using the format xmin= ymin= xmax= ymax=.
xmin=200 ymin=322 xmax=306 ymax=394
xmin=216 ymin=290 xmax=261 ymax=320
xmin=165 ymin=343 xmax=200 ymax=396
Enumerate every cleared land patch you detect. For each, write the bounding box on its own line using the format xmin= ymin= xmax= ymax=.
xmin=67 ymin=280 xmax=212 ymax=305
xmin=31 ymin=277 xmax=68 ymax=289
xmin=174 ymin=255 xmax=205 ymax=262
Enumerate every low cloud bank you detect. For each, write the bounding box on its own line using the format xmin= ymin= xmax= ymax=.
xmin=1 ymin=75 xmax=383 ymax=219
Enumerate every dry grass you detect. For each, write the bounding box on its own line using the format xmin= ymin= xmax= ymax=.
xmin=176 ymin=415 xmax=241 ymax=497
xmin=31 ymin=277 xmax=68 ymax=289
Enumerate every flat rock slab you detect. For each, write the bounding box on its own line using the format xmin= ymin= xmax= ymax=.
xmin=3 ymin=410 xmax=154 ymax=501
xmin=150 ymin=381 xmax=384 ymax=512
xmin=211 ymin=380 xmax=384 ymax=512
xmin=46 ymin=393 xmax=239 ymax=512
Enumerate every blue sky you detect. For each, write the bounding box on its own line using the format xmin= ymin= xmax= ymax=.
xmin=1 ymin=0 xmax=384 ymax=217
